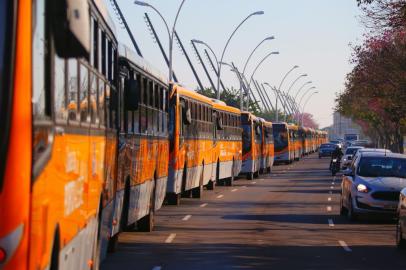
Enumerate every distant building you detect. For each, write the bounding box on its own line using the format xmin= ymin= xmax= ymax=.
xmin=331 ymin=112 xmax=364 ymax=140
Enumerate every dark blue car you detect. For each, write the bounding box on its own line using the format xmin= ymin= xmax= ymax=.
xmin=318 ymin=143 xmax=336 ymax=158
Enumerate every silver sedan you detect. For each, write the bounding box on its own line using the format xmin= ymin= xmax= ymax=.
xmin=340 ymin=152 xmax=406 ymax=220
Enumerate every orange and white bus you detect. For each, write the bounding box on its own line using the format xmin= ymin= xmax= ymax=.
xmin=212 ymin=100 xmax=242 ymax=186
xmin=258 ymin=119 xmax=274 ymax=173
xmin=167 ymin=85 xmax=216 ymax=205
xmin=107 ymin=45 xmax=170 ymax=251
xmin=288 ymin=124 xmax=301 ymax=161
xmin=241 ymin=112 xmax=262 ymax=179
xmin=273 ymin=123 xmax=293 ymax=164
xmin=1 ymin=0 xmax=121 ymax=269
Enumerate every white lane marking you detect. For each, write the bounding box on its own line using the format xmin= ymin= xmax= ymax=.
xmin=328 ymin=219 xmax=335 ymax=227
xmin=217 ymin=194 xmax=224 ymax=199
xmin=328 ymin=197 xmax=332 ymax=202
xmin=231 ymin=189 xmax=238 ymax=192
xmin=242 ymin=185 xmax=247 ymax=188
xmin=338 ymin=240 xmax=352 ymax=252
xmin=200 ymin=203 xmax=208 ymax=208
xmin=152 ymin=267 xmax=162 ymax=270
xmin=327 ymin=206 xmax=332 ymax=212
xmin=259 ymin=179 xmax=264 ymax=181
xmin=165 ymin=233 xmax=176 ymax=243
xmin=182 ymin=215 xmax=192 ymax=221
xmin=330 ymin=186 xmax=334 ymax=189
xmin=252 ymin=182 xmax=257 ymax=184
xmin=331 ymin=182 xmax=335 ymax=185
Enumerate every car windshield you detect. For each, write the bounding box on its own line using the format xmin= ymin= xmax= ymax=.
xmin=320 ymin=144 xmax=335 ymax=149
xmin=358 ymin=157 xmax=406 ymax=178
xmin=345 ymin=148 xmax=361 ymax=155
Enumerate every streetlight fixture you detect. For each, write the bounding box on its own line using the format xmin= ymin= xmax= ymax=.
xmin=248 ymin=51 xmax=279 ymax=87
xmin=134 ymin=0 xmax=187 ymax=83
xmin=220 ymin=61 xmax=247 ymax=109
xmin=301 ymin=91 xmax=319 ymax=126
xmin=294 ymin=81 xmax=312 ymax=101
xmin=286 ymin=74 xmax=308 ymax=95
xmin=242 ymin=36 xmax=275 ymax=75
xmin=216 ymin=10 xmax=265 ymax=99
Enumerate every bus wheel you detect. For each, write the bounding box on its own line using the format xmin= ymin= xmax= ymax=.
xmin=267 ymin=166 xmax=272 ymax=173
xmin=166 ymin=193 xmax=181 ymax=206
xmin=50 ymin=228 xmax=60 ymax=270
xmin=138 ymin=186 xmax=155 ymax=232
xmin=254 ymin=170 xmax=260 ymax=178
xmin=107 ymin=234 xmax=119 ymax=253
xmin=138 ymin=210 xmax=154 ymax=232
xmin=191 ymin=185 xmax=203 ymax=198
xmin=225 ymin=162 xmax=234 ymax=186
xmin=207 ymin=180 xmax=215 ymax=190
xmin=247 ymin=172 xmax=254 ymax=180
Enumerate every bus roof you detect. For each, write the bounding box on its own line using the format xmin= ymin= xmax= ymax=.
xmin=174 ymin=85 xmax=214 ymax=105
xmin=212 ymin=102 xmax=241 ymax=115
xmin=93 ymin=0 xmax=117 ymax=36
xmin=119 ymin=44 xmax=168 ymax=85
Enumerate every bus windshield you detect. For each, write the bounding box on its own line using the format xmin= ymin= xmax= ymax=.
xmin=242 ymin=124 xmax=252 ymax=155
xmin=273 ymin=124 xmax=288 ymax=153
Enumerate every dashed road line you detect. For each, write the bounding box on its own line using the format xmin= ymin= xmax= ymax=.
xmin=330 ymin=186 xmax=334 ymax=189
xmin=165 ymin=233 xmax=176 ymax=243
xmin=152 ymin=266 xmax=162 ymax=270
xmin=328 ymin=197 xmax=332 ymax=201
xmin=328 ymin=219 xmax=335 ymax=227
xmin=327 ymin=206 xmax=332 ymax=212
xmin=217 ymin=194 xmax=224 ymax=199
xmin=182 ymin=215 xmax=192 ymax=221
xmin=338 ymin=240 xmax=352 ymax=252
xmin=200 ymin=203 xmax=208 ymax=208
xmin=242 ymin=185 xmax=247 ymax=188
xmin=231 ymin=188 xmax=238 ymax=192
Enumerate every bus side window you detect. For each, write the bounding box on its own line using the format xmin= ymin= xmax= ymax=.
xmin=54 ymin=55 xmax=67 ymax=123
xmin=67 ymin=60 xmax=79 ymax=122
xmin=79 ymin=63 xmax=89 ymax=123
xmin=89 ymin=71 xmax=98 ymax=125
xmin=99 ymin=79 xmax=105 ymax=127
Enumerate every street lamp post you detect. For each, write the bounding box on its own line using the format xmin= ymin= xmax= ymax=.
xmin=275 ymin=65 xmax=299 ymax=122
xmin=284 ymin=74 xmax=307 ymax=121
xmin=134 ymin=0 xmax=187 ymax=83
xmin=298 ymin=86 xmax=317 ymax=124
xmin=242 ymin=36 xmax=275 ymax=75
xmin=263 ymin=83 xmax=279 ymax=122
xmin=301 ymin=91 xmax=319 ymax=126
xmin=294 ymin=81 xmax=312 ymax=101
xmin=217 ymin=11 xmax=264 ymax=99
xmin=219 ymin=61 xmax=246 ymax=110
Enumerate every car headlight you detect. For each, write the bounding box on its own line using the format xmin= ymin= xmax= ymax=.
xmin=343 ymin=158 xmax=347 ymax=162
xmin=357 ymin=184 xmax=369 ymax=193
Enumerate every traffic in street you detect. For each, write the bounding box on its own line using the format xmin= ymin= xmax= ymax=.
xmin=102 ymin=154 xmax=406 ymax=270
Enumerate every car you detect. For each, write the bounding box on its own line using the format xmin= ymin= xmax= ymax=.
xmin=319 ymin=143 xmax=337 ymax=158
xmin=396 ymin=187 xmax=406 ymax=248
xmin=340 ymin=152 xmax=406 ymax=221
xmin=341 ymin=146 xmax=364 ymax=170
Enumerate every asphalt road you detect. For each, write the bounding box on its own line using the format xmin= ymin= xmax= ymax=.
xmin=101 ymin=154 xmax=406 ymax=270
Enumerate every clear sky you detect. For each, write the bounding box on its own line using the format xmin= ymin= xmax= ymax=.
xmin=106 ymin=0 xmax=365 ymax=128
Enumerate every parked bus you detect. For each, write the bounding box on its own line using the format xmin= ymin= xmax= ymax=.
xmin=212 ymin=100 xmax=242 ymax=186
xmin=273 ymin=123 xmax=293 ymax=164
xmin=0 ymin=0 xmax=120 ymax=269
xmin=259 ymin=119 xmax=275 ymax=173
xmin=241 ymin=112 xmax=262 ymax=179
xmin=288 ymin=124 xmax=301 ymax=161
xmin=167 ymin=85 xmax=216 ymax=205
xmin=107 ymin=45 xmax=170 ymax=251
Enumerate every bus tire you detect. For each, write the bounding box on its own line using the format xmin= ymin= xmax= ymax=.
xmin=225 ymin=161 xmax=234 ymax=187
xmin=247 ymin=172 xmax=254 ymax=180
xmin=254 ymin=170 xmax=259 ymax=178
xmin=137 ymin=210 xmax=154 ymax=232
xmin=138 ymin=177 xmax=155 ymax=232
xmin=166 ymin=193 xmax=181 ymax=206
xmin=207 ymin=180 xmax=215 ymax=190
xmin=107 ymin=233 xmax=119 ymax=253
xmin=50 ymin=227 xmax=60 ymax=270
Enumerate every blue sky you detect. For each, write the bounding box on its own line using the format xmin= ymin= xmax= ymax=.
xmin=106 ymin=0 xmax=365 ymax=127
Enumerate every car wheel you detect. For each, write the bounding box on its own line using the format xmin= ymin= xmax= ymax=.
xmin=396 ymin=218 xmax=406 ymax=249
xmin=347 ymin=196 xmax=357 ymax=221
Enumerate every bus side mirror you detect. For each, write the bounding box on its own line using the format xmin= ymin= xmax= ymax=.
xmin=124 ymin=78 xmax=139 ymax=110
xmin=51 ymin=0 xmax=90 ymax=59
xmin=182 ymin=102 xmax=192 ymax=125
xmin=216 ymin=116 xmax=224 ymax=130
